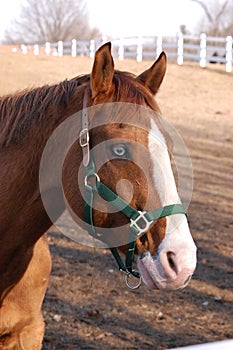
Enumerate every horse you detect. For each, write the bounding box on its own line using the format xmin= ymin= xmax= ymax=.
xmin=0 ymin=42 xmax=197 ymax=349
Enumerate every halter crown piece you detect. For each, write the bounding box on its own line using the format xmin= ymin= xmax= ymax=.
xmin=79 ymin=90 xmax=187 ymax=290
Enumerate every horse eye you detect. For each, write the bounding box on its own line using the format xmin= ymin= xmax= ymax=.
xmin=111 ymin=144 xmax=129 ymax=158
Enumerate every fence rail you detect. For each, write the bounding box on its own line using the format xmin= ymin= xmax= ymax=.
xmin=17 ymin=33 xmax=233 ymax=72
xmin=170 ymin=339 xmax=233 ymax=350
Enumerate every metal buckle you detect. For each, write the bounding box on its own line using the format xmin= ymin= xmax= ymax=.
xmin=79 ymin=128 xmax=89 ymax=147
xmin=130 ymin=211 xmax=152 ymax=236
xmin=84 ymin=173 xmax=100 ymax=188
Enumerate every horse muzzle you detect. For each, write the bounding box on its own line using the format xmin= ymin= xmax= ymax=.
xmin=137 ymin=244 xmax=197 ymax=290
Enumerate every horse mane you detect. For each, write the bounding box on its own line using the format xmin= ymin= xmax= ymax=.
xmin=0 ymin=71 xmax=157 ymax=148
xmin=0 ymin=74 xmax=89 ymax=148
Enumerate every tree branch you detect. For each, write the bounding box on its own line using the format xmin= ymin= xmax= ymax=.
xmin=191 ymin=0 xmax=214 ymax=23
xmin=3 ymin=0 xmax=101 ymax=44
xmin=216 ymin=0 xmax=229 ymax=22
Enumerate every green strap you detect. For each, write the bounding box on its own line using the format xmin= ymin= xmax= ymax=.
xmin=84 ymin=152 xmax=187 ymax=225
xmin=83 ymin=157 xmax=100 ymax=238
xmin=96 ymin=181 xmax=139 ymax=220
xmin=145 ymin=203 xmax=187 ymax=222
xmin=125 ymin=227 xmax=140 ymax=276
xmin=84 ymin=184 xmax=97 ymax=238
xmin=95 ymin=180 xmax=187 ymax=222
xmin=110 ymin=244 xmax=140 ymax=278
xmin=84 ymin=178 xmax=140 ymax=277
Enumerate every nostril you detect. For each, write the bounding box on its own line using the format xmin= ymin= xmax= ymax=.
xmin=158 ymin=249 xmax=196 ymax=287
xmin=167 ymin=252 xmax=177 ymax=274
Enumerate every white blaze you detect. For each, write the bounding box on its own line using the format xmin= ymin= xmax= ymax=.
xmin=148 ymin=119 xmax=180 ymax=206
xmin=148 ymin=119 xmax=196 ymax=259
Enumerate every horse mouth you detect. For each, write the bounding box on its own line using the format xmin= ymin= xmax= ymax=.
xmin=137 ymin=252 xmax=193 ymax=291
xmin=137 ymin=253 xmax=160 ymax=290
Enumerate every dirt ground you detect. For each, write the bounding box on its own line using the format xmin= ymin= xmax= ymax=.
xmin=1 ymin=47 xmax=233 ymax=349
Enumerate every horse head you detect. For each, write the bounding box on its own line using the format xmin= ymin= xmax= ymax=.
xmin=59 ymin=42 xmax=197 ymax=290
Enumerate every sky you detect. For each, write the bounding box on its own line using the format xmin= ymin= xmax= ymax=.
xmin=0 ymin=0 xmax=205 ymax=42
xmin=87 ymin=0 xmax=204 ymax=37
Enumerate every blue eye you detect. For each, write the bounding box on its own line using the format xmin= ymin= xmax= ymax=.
xmin=111 ymin=144 xmax=130 ymax=159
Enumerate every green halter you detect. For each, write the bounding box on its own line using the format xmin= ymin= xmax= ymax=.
xmin=83 ymin=154 xmax=187 ymax=290
xmin=80 ymin=91 xmax=187 ymax=289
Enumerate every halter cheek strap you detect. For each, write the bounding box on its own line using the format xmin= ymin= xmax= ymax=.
xmin=79 ymin=90 xmax=187 ymax=290
xmin=79 ymin=90 xmax=90 ymax=167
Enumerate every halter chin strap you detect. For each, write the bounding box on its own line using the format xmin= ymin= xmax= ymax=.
xmin=79 ymin=90 xmax=187 ymax=290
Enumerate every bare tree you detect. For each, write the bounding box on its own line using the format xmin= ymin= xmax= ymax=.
xmin=192 ymin=0 xmax=233 ymax=36
xmin=3 ymin=0 xmax=101 ymax=44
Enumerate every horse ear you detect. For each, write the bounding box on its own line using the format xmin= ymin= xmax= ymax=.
xmin=136 ymin=51 xmax=167 ymax=95
xmin=91 ymin=42 xmax=114 ymax=98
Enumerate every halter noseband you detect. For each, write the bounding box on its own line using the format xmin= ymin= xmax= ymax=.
xmin=79 ymin=90 xmax=187 ymax=290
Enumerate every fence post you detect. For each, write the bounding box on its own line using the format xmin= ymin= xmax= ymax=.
xmin=200 ymin=33 xmax=206 ymax=68
xmin=45 ymin=42 xmax=51 ymax=55
xmin=177 ymin=32 xmax=183 ymax=65
xmin=137 ymin=37 xmax=143 ymax=62
xmin=21 ymin=44 xmax=27 ymax=54
xmin=57 ymin=41 xmax=63 ymax=56
xmin=156 ymin=36 xmax=162 ymax=57
xmin=34 ymin=44 xmax=39 ymax=56
xmin=225 ymin=36 xmax=232 ymax=73
xmin=90 ymin=40 xmax=95 ymax=58
xmin=118 ymin=39 xmax=124 ymax=60
xmin=71 ymin=39 xmax=77 ymax=57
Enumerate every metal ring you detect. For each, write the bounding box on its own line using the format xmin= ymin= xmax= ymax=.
xmin=125 ymin=273 xmax=142 ymax=290
xmin=84 ymin=173 xmax=100 ymax=188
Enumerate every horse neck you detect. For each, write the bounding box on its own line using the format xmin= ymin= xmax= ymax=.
xmin=0 ymin=82 xmax=88 ymax=296
xmin=0 ymin=81 xmax=86 ymax=233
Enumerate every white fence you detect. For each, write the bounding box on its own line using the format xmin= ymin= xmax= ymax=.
xmin=170 ymin=339 xmax=233 ymax=350
xmin=18 ymin=33 xmax=233 ymax=72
